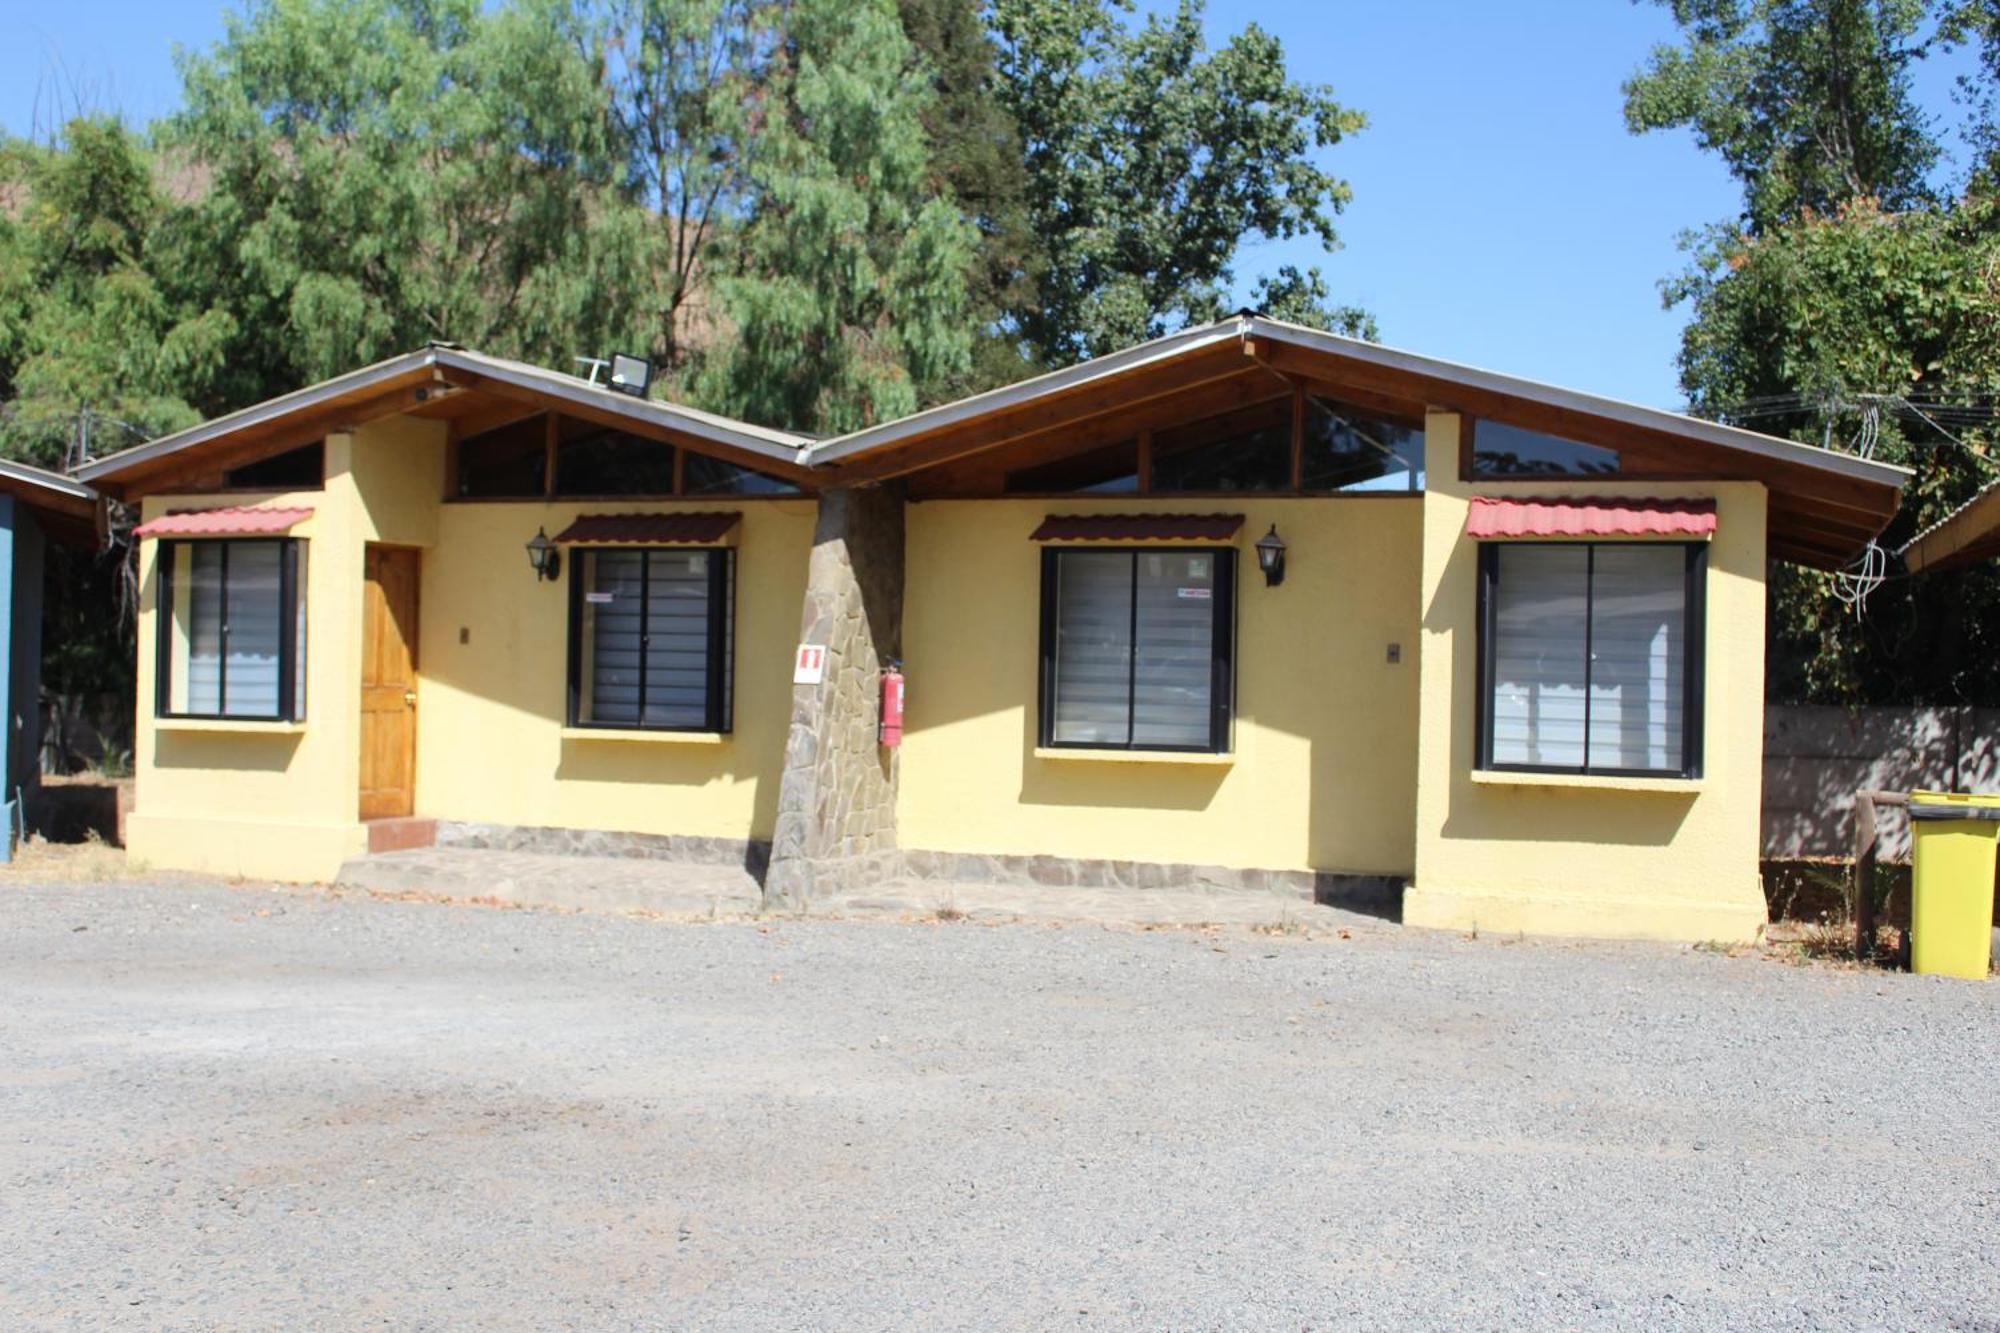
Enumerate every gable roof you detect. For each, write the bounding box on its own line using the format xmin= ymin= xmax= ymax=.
xmin=74 ymin=344 xmax=812 ymax=498
xmin=804 ymin=315 xmax=1908 ymax=569
xmin=70 ymin=316 xmax=1908 ymax=569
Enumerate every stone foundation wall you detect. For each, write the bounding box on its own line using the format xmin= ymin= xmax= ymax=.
xmin=899 ymin=848 xmax=1402 ymax=912
xmin=437 ymin=817 xmax=1399 ymax=914
xmin=436 ymin=820 xmax=771 ymax=878
xmin=764 ymin=487 xmax=906 ymax=906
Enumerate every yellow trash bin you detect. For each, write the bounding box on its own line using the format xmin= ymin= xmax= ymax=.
xmin=1908 ymin=791 xmax=2000 ymax=979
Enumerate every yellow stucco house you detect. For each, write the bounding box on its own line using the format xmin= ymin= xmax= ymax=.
xmin=78 ymin=317 xmax=1908 ymax=941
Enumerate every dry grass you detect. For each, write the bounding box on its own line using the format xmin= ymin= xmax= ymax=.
xmin=1251 ymin=910 xmax=1309 ymax=939
xmin=1755 ymin=915 xmax=1909 ymax=970
xmin=0 ymin=834 xmax=142 ymax=883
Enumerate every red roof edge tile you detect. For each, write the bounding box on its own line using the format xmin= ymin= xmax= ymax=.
xmin=133 ymin=505 xmax=314 ymax=539
xmin=1465 ymin=496 xmax=1717 ymax=540
xmin=1029 ymin=513 xmax=1245 ymax=542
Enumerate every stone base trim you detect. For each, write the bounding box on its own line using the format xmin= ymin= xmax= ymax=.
xmin=763 ymin=851 xmax=905 ymax=902
xmin=423 ymin=821 xmax=1401 ymax=916
xmin=899 ymin=847 xmax=1404 ymax=914
xmin=434 ymin=821 xmax=771 ymax=879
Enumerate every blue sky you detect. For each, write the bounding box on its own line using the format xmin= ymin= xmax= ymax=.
xmin=0 ymin=2 xmax=1975 ymax=409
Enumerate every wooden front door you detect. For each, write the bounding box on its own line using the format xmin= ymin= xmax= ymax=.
xmin=360 ymin=545 xmax=420 ymax=819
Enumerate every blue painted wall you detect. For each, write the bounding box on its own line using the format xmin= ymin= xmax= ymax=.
xmin=0 ymin=495 xmax=49 ymax=862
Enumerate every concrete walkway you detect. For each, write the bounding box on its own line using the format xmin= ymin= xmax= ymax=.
xmin=335 ymin=847 xmax=1393 ymax=933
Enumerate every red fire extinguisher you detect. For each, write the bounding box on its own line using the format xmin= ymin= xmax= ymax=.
xmin=879 ymin=659 xmax=905 ymax=748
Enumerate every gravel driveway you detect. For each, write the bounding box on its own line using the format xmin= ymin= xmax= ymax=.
xmin=2 ymin=879 xmax=1997 ymax=1331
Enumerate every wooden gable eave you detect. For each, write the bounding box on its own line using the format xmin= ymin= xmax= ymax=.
xmin=430 ymin=364 xmax=819 ymax=489
xmin=904 ymin=367 xmax=1290 ymax=497
xmin=1248 ymin=338 xmax=1902 ymax=569
xmin=820 ymin=341 xmax=1260 ymax=486
xmin=88 ymin=377 xmax=446 ymax=502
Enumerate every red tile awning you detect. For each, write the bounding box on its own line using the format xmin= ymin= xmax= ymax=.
xmin=1029 ymin=513 xmax=1245 ymax=542
xmin=552 ymin=512 xmax=742 ymax=545
xmin=134 ymin=505 xmax=313 ymax=539
xmin=1466 ymin=496 xmax=1717 ymax=540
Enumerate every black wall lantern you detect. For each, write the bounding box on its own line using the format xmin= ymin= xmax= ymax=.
xmin=1254 ymin=524 xmax=1287 ymax=587
xmin=526 ymin=527 xmax=561 ymax=582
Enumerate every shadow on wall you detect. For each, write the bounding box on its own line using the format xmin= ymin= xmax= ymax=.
xmin=152 ymin=731 xmax=303 ymax=773
xmin=553 ymin=737 xmax=761 ymax=788
xmin=1439 ymin=785 xmax=1697 ymax=847
xmin=1763 ymin=705 xmax=2000 ymax=862
xmin=1016 ymin=726 xmax=1230 ymax=812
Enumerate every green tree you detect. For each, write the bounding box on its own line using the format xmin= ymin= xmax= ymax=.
xmin=1630 ymin=0 xmax=2000 ymax=704
xmin=592 ymin=0 xmax=765 ymax=379
xmin=0 ymin=118 xmax=228 ymax=468
xmin=1671 ymin=200 xmax=2000 ymax=703
xmin=1939 ymin=0 xmax=2000 ymax=184
xmin=695 ymin=0 xmax=975 ymax=433
xmin=1623 ymin=0 xmax=1938 ymax=232
xmin=162 ymin=0 xmax=646 ymax=404
xmin=1250 ymin=265 xmax=1376 ymax=340
xmin=989 ymin=0 xmax=1366 ymax=365
xmin=896 ymin=0 xmax=1041 ymax=395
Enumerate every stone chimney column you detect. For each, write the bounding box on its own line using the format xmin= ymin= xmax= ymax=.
xmin=763 ymin=485 xmax=905 ymax=907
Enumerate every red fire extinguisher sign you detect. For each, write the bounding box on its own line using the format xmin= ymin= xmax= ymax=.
xmin=879 ymin=661 xmax=905 ymax=748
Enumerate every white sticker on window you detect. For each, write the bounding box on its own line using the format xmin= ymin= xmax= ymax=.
xmin=585 ymin=592 xmax=615 ymax=604
xmin=1187 ymin=556 xmax=1209 ymax=578
xmin=1177 ymin=587 xmax=1212 ymax=600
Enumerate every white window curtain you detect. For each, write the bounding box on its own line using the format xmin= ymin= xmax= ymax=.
xmin=1488 ymin=544 xmax=1687 ymax=773
xmin=222 ymin=542 xmax=284 ymax=718
xmin=1051 ymin=551 xmax=1133 ymax=744
xmin=1050 ymin=549 xmax=1219 ymax=749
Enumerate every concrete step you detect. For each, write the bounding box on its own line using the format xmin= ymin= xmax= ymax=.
xmin=336 ymin=848 xmax=763 ymax=917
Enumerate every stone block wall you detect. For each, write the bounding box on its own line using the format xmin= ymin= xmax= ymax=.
xmin=764 ymin=486 xmax=905 ymax=905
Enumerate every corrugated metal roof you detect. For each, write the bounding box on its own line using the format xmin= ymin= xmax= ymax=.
xmin=552 ymin=512 xmax=742 ymax=545
xmin=1898 ymin=479 xmax=2000 ymax=573
xmin=1465 ymin=496 xmax=1717 ymax=539
xmin=134 ymin=505 xmax=314 ymax=538
xmin=1029 ymin=513 xmax=1245 ymax=542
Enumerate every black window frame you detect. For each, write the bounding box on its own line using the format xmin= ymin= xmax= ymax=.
xmin=565 ymin=545 xmax=735 ymax=734
xmin=1475 ymin=540 xmax=1707 ymax=780
xmin=1036 ymin=545 xmax=1237 ymax=755
xmin=153 ymin=537 xmax=306 ymax=723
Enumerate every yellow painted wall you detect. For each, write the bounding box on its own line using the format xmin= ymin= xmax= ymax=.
xmin=1405 ymin=412 xmax=1771 ymax=942
xmin=897 ymin=496 xmax=1424 ymax=874
xmin=129 ymin=410 xmax=811 ymax=882
xmin=414 ymin=498 xmax=813 ymax=840
xmin=127 ymin=427 xmax=400 ymax=881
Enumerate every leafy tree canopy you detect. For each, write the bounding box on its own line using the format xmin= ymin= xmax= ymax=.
xmin=0 ymin=119 xmax=225 ymax=467
xmin=695 ymin=0 xmax=976 ymax=432
xmin=1624 ymin=0 xmax=1938 ymax=232
xmin=1674 ymin=199 xmax=2000 ymax=702
xmin=989 ymin=0 xmax=1367 ymax=365
xmin=163 ymin=0 xmax=644 ymax=406
xmin=1631 ymin=0 xmax=2000 ymax=704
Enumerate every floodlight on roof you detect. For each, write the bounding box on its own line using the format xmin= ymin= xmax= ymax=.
xmin=608 ymin=353 xmax=653 ymax=398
